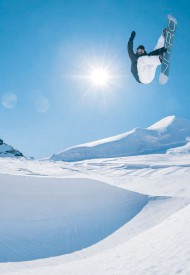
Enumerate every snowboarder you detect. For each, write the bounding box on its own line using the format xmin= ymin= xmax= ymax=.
xmin=128 ymin=30 xmax=167 ymax=84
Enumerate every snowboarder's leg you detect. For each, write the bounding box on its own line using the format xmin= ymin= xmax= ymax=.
xmin=148 ymin=47 xmax=167 ymax=57
xmin=148 ymin=33 xmax=166 ymax=56
xmin=138 ymin=55 xmax=161 ymax=67
xmin=154 ymin=35 xmax=165 ymax=50
xmin=137 ymin=55 xmax=161 ymax=84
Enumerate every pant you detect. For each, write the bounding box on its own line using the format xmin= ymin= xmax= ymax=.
xmin=137 ymin=35 xmax=165 ymax=84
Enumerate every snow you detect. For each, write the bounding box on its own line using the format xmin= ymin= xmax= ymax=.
xmin=0 ymin=142 xmax=23 ymax=158
xmin=0 ymin=115 xmax=190 ymax=274
xmin=50 ymin=116 xmax=190 ymax=161
xmin=167 ymin=142 xmax=190 ymax=155
xmin=0 ymin=151 xmax=190 ymax=274
xmin=50 ymin=204 xmax=190 ymax=275
xmin=148 ymin=115 xmax=176 ymax=131
xmin=0 ymin=175 xmax=148 ymax=262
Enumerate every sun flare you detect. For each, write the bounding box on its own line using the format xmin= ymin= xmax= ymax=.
xmin=89 ymin=68 xmax=110 ymax=87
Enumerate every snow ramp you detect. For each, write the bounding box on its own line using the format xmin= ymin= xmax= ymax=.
xmin=0 ymin=175 xmax=148 ymax=262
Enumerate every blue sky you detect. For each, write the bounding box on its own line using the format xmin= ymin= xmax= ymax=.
xmin=0 ymin=0 xmax=190 ymax=158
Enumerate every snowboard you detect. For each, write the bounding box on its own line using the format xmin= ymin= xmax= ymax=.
xmin=159 ymin=15 xmax=177 ymax=85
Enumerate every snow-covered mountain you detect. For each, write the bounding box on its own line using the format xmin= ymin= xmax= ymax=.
xmin=50 ymin=116 xmax=190 ymax=162
xmin=0 ymin=139 xmax=23 ymax=158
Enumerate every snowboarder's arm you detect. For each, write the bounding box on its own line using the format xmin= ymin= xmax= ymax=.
xmin=128 ymin=31 xmax=136 ymax=60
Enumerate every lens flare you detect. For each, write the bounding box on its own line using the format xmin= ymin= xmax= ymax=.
xmin=89 ymin=68 xmax=110 ymax=87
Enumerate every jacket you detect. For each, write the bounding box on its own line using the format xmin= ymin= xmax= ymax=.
xmin=127 ymin=36 xmax=147 ymax=83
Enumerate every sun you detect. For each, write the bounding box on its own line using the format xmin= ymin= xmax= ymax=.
xmin=89 ymin=68 xmax=110 ymax=87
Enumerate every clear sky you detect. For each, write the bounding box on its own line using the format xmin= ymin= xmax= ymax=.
xmin=0 ymin=0 xmax=190 ymax=158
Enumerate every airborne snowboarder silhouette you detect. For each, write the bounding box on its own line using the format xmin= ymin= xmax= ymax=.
xmin=128 ymin=29 xmax=167 ymax=84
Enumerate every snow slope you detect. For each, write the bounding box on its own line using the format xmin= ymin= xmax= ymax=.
xmin=50 ymin=116 xmax=190 ymax=161
xmin=167 ymin=141 xmax=190 ymax=155
xmin=0 ymin=139 xmax=23 ymax=158
xmin=0 ymin=175 xmax=148 ymax=262
xmin=12 ymin=204 xmax=190 ymax=275
xmin=0 ymin=154 xmax=190 ymax=274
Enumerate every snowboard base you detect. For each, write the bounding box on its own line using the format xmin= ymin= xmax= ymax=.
xmin=159 ymin=72 xmax=169 ymax=85
xmin=159 ymin=14 xmax=177 ymax=85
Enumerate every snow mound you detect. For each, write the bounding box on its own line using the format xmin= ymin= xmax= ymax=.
xmin=167 ymin=142 xmax=190 ymax=155
xmin=0 ymin=175 xmax=148 ymax=262
xmin=0 ymin=139 xmax=23 ymax=158
xmin=50 ymin=116 xmax=190 ymax=162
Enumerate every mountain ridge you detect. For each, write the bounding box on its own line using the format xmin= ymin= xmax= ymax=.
xmin=50 ymin=116 xmax=190 ymax=162
xmin=0 ymin=139 xmax=24 ymax=158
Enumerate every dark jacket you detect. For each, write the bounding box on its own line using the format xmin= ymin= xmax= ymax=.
xmin=128 ymin=36 xmax=147 ymax=83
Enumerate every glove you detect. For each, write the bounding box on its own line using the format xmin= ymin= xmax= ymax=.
xmin=130 ymin=31 xmax=136 ymax=40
